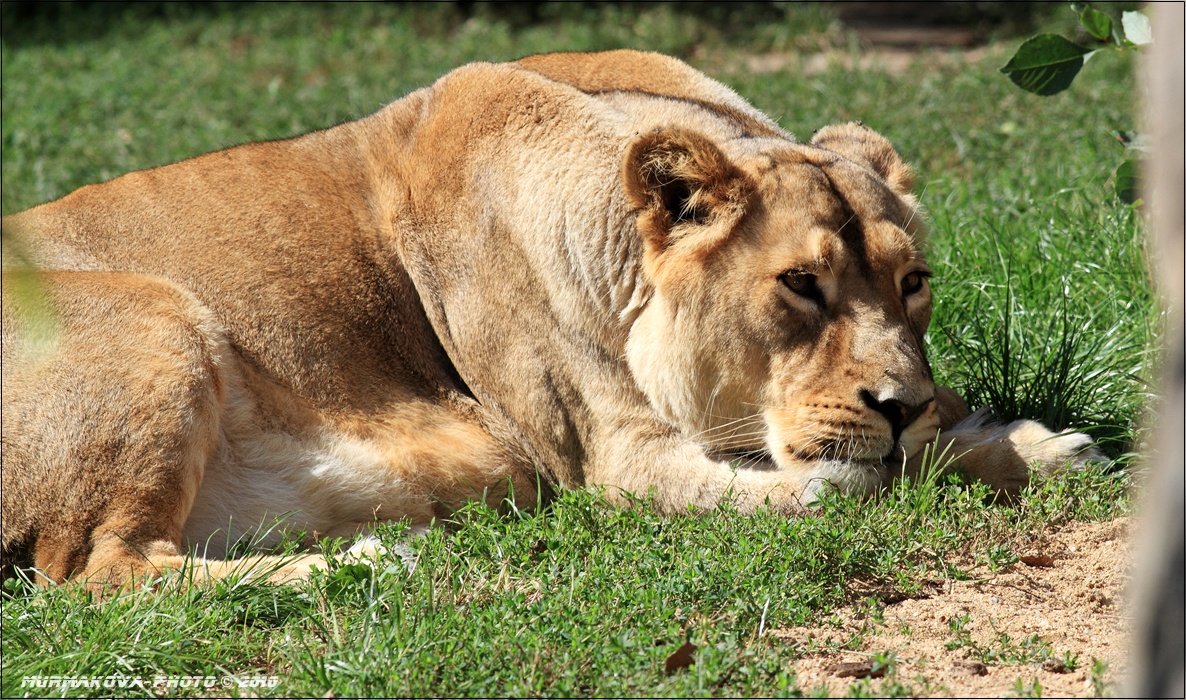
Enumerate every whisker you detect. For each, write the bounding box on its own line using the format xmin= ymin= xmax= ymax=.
xmin=691 ymin=413 xmax=765 ymax=435
xmin=687 ymin=414 xmax=767 ymax=443
xmin=697 ymin=425 xmax=769 ymax=440
xmin=902 ymin=181 xmax=929 ymax=233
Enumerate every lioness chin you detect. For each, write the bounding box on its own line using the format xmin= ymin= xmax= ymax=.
xmin=1 ymin=50 xmax=1100 ymax=589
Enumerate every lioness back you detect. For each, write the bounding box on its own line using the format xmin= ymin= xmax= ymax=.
xmin=0 ymin=50 xmax=1099 ymax=588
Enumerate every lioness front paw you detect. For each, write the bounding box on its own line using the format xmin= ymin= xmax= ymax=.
xmin=941 ymin=410 xmax=1104 ymax=492
xmin=998 ymin=419 xmax=1105 ymax=474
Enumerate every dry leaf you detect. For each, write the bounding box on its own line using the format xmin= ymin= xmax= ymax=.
xmin=664 ymin=641 xmax=697 ymax=674
xmin=830 ymin=660 xmax=882 ymax=678
xmin=1020 ymin=554 xmax=1055 ymax=568
xmin=951 ymin=659 xmax=989 ymax=676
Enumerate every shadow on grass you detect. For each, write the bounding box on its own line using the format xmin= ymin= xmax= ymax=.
xmin=0 ymin=1 xmax=788 ymax=49
xmin=2 ymin=1 xmax=242 ymax=47
xmin=1 ymin=1 xmax=1058 ymax=51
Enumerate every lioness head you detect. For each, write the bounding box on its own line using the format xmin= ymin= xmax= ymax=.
xmin=622 ymin=122 xmax=940 ymax=496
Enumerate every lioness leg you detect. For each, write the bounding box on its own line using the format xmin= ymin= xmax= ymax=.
xmin=372 ymin=397 xmax=545 ymax=519
xmin=2 ymin=271 xmax=227 ymax=588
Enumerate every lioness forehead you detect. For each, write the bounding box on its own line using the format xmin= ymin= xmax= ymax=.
xmin=742 ymin=146 xmax=913 ymax=222
xmin=733 ymin=144 xmax=924 ymax=272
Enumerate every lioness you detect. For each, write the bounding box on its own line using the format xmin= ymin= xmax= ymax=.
xmin=1 ymin=50 xmax=1099 ymax=587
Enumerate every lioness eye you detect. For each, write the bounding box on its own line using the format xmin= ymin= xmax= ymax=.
xmin=901 ymin=271 xmax=927 ymax=296
xmin=781 ymin=272 xmax=822 ymax=303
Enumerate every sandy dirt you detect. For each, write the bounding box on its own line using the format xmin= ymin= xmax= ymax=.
xmin=769 ymin=517 xmax=1135 ymax=697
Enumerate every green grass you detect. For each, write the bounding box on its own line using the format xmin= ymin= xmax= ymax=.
xmin=1 ymin=3 xmax=1154 ymax=698
xmin=3 ymin=469 xmax=1132 ymax=698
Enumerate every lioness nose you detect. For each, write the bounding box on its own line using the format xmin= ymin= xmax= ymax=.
xmin=860 ymin=390 xmax=931 ymax=438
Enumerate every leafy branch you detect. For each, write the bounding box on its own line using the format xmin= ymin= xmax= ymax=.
xmin=999 ymin=3 xmax=1150 ymax=203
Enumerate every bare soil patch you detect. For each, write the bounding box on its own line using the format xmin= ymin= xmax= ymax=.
xmin=771 ymin=518 xmax=1134 ymax=697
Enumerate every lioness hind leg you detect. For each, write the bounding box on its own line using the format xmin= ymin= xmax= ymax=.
xmin=2 ymin=271 xmax=225 ymax=589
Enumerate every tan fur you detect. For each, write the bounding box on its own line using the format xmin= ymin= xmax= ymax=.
xmin=1 ymin=51 xmax=1099 ymax=588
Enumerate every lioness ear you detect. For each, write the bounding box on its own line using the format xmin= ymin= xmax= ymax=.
xmin=622 ymin=128 xmax=751 ymax=256
xmin=810 ymin=122 xmax=915 ymax=197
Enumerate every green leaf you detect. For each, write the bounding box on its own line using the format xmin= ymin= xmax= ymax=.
xmin=325 ymin=562 xmax=374 ymax=599
xmin=1000 ymin=34 xmax=1091 ymax=96
xmin=1114 ymin=158 xmax=1140 ymax=204
xmin=1078 ymin=7 xmax=1113 ymax=42
xmin=1120 ymin=11 xmax=1152 ymax=46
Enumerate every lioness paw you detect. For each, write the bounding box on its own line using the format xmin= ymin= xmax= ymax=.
xmin=998 ymin=420 xmax=1104 ymax=474
xmin=941 ymin=410 xmax=1104 ymax=492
